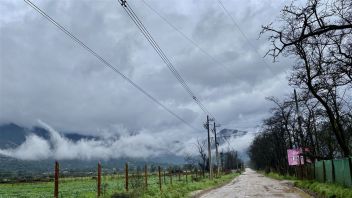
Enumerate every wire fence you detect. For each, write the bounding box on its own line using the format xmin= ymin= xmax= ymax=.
xmin=0 ymin=161 xmax=223 ymax=197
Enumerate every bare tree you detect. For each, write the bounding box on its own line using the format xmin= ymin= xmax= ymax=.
xmin=184 ymin=153 xmax=198 ymax=170
xmin=196 ymin=139 xmax=208 ymax=175
xmin=261 ymin=0 xmax=352 ymax=156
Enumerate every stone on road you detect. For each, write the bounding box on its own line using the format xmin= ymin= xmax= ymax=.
xmin=199 ymin=168 xmax=311 ymax=198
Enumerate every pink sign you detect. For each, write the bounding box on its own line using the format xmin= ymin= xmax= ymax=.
xmin=287 ymin=149 xmax=304 ymax=166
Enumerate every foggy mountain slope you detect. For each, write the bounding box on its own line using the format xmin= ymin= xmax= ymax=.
xmin=0 ymin=121 xmax=186 ymax=162
xmin=0 ymin=123 xmax=97 ymax=149
xmin=0 ymin=122 xmax=186 ymax=175
xmin=0 ymin=122 xmax=253 ymax=176
xmin=0 ymin=122 xmax=252 ymax=161
xmin=217 ymin=129 xmax=248 ymax=144
xmin=0 ymin=123 xmax=28 ymax=149
xmin=0 ymin=123 xmax=251 ymax=155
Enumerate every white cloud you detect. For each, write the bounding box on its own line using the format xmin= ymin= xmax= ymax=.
xmin=0 ymin=134 xmax=51 ymax=160
xmin=0 ymin=120 xmax=184 ymax=160
xmin=0 ymin=0 xmax=292 ymax=160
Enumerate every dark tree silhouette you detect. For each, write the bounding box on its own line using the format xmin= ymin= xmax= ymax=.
xmin=261 ymin=0 xmax=352 ymax=156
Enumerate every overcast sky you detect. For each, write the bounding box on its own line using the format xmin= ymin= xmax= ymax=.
xmin=0 ymin=0 xmax=294 ymax=159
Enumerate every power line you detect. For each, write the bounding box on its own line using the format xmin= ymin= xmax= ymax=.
xmin=23 ymin=0 xmax=200 ymax=132
xmin=139 ymin=0 xmax=269 ymax=128
xmin=141 ymin=0 xmax=237 ymax=77
xmin=120 ymin=0 xmax=213 ymax=118
xmin=118 ymin=0 xmax=215 ymax=119
xmin=216 ymin=0 xmax=275 ymax=74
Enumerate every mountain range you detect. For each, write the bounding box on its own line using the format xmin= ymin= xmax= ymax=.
xmin=0 ymin=123 xmax=248 ymax=150
xmin=0 ymin=123 xmax=96 ymax=149
xmin=217 ymin=128 xmax=247 ymax=140
xmin=0 ymin=123 xmax=249 ymax=180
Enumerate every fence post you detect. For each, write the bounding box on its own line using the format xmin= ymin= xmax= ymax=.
xmin=158 ymin=166 xmax=162 ymax=191
xmin=191 ymin=170 xmax=194 ymax=183
xmin=169 ymin=168 xmax=172 ymax=185
xmin=144 ymin=164 xmax=148 ymax=189
xmin=178 ymin=171 xmax=181 ymax=181
xmin=331 ymin=159 xmax=335 ymax=183
xmin=125 ymin=163 xmax=128 ymax=192
xmin=186 ymin=170 xmax=188 ymax=183
xmin=302 ymin=165 xmax=306 ymax=179
xmin=322 ymin=160 xmax=326 ymax=182
xmin=54 ymin=161 xmax=59 ymax=198
xmin=349 ymin=158 xmax=352 ymax=185
xmin=163 ymin=170 xmax=166 ymax=184
xmin=313 ymin=162 xmax=316 ymax=180
xmin=293 ymin=166 xmax=298 ymax=178
xmin=97 ymin=162 xmax=101 ymax=197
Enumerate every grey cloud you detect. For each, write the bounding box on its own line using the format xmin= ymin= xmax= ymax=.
xmin=1 ymin=0 xmax=291 ymax=159
xmin=0 ymin=120 xmax=186 ymax=160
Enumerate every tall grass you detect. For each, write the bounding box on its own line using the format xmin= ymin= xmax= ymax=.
xmin=262 ymin=171 xmax=352 ymax=198
xmin=294 ymin=180 xmax=352 ymax=198
xmin=111 ymin=173 xmax=239 ymax=198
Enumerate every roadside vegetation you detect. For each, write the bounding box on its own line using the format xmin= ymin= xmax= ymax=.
xmin=0 ymin=172 xmax=240 ymax=198
xmin=263 ymin=172 xmax=352 ymax=198
xmin=112 ymin=172 xmax=240 ymax=198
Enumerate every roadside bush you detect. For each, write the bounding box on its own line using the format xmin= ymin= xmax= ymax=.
xmin=111 ymin=190 xmax=142 ymax=198
xmin=111 ymin=192 xmax=131 ymax=198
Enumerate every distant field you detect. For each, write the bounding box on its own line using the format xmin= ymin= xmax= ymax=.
xmin=0 ymin=175 xmax=119 ymax=198
xmin=0 ymin=173 xmax=239 ymax=198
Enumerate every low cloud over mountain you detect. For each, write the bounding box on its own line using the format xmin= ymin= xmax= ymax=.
xmin=0 ymin=120 xmax=255 ymax=161
xmin=0 ymin=120 xmax=185 ymax=160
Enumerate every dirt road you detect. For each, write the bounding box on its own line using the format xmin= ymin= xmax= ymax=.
xmin=199 ymin=168 xmax=311 ymax=198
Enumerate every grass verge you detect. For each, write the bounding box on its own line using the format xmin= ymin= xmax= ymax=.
xmin=294 ymin=180 xmax=352 ymax=198
xmin=112 ymin=172 xmax=240 ymax=198
xmin=262 ymin=172 xmax=352 ymax=198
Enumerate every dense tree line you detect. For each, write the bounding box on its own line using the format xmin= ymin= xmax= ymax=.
xmin=185 ymin=139 xmax=242 ymax=175
xmin=220 ymin=150 xmax=242 ymax=171
xmin=249 ymin=0 xmax=352 ymax=173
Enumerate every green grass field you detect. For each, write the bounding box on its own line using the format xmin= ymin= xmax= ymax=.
xmin=0 ymin=172 xmax=239 ymax=198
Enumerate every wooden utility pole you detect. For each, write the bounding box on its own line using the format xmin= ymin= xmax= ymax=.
xmin=213 ymin=122 xmax=220 ymax=176
xmin=294 ymin=89 xmax=307 ymax=176
xmin=294 ymin=90 xmax=305 ymax=151
xmin=206 ymin=115 xmax=213 ymax=179
xmin=54 ymin=161 xmax=59 ymax=198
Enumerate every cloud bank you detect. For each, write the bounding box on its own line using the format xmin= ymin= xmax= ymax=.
xmin=0 ymin=120 xmax=184 ymax=160
xmin=0 ymin=0 xmax=293 ymax=160
xmin=0 ymin=120 xmax=258 ymax=161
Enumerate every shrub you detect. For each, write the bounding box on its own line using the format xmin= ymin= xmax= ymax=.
xmin=111 ymin=192 xmax=131 ymax=198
